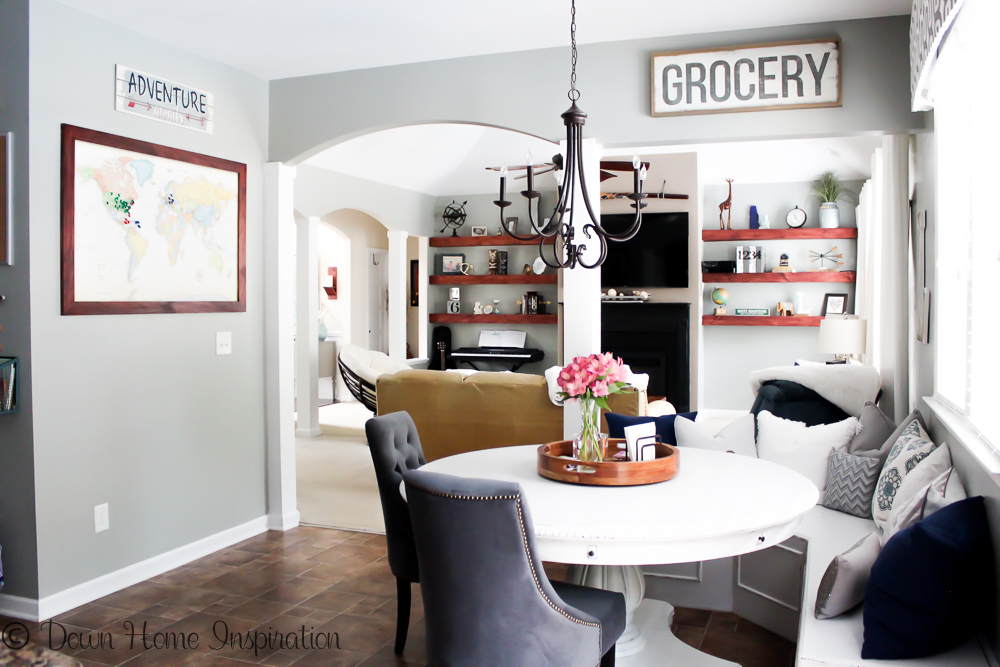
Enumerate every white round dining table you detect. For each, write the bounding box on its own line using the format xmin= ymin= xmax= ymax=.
xmin=421 ymin=444 xmax=819 ymax=665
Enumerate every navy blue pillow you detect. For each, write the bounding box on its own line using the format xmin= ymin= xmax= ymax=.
xmin=862 ymin=496 xmax=993 ymax=660
xmin=604 ymin=412 xmax=698 ymax=446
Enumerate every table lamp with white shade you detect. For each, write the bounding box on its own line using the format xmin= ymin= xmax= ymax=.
xmin=818 ymin=316 xmax=867 ymax=363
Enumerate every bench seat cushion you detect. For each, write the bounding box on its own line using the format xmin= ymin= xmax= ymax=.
xmin=796 ymin=505 xmax=987 ymax=667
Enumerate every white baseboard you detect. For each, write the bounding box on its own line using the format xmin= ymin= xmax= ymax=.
xmin=22 ymin=515 xmax=269 ymax=621
xmin=0 ymin=592 xmax=39 ymax=621
xmin=268 ymin=510 xmax=301 ymax=531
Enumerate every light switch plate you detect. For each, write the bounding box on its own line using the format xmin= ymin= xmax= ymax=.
xmin=216 ymin=331 xmax=232 ymax=355
xmin=94 ymin=503 xmax=109 ymax=533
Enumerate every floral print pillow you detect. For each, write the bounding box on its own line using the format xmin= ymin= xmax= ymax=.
xmin=872 ymin=420 xmax=937 ymax=533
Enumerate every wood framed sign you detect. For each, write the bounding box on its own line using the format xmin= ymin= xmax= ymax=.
xmin=61 ymin=124 xmax=246 ymax=315
xmin=651 ymin=39 xmax=841 ymax=117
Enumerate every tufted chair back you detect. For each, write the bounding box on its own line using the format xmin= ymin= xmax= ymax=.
xmin=404 ymin=469 xmax=606 ymax=667
xmin=365 ymin=411 xmax=426 ymax=582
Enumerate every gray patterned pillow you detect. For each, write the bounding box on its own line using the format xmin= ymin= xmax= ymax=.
xmin=822 ymin=449 xmax=881 ymax=518
xmin=871 ymin=420 xmax=937 ymax=533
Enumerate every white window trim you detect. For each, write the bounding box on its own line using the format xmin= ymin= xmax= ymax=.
xmin=923 ymin=395 xmax=1000 ymax=484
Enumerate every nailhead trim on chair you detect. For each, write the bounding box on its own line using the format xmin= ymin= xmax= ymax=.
xmin=414 ymin=485 xmax=604 ymax=665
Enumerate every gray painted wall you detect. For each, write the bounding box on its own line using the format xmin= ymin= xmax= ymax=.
xmin=270 ymin=16 xmax=924 ymax=164
xmin=0 ymin=0 xmax=39 ymax=601
xmin=294 ymin=165 xmax=438 ymax=237
xmin=28 ymin=0 xmax=269 ymax=597
xmin=701 ymin=181 xmax=862 ymax=409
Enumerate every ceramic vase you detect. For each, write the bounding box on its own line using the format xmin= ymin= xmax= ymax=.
xmin=318 ymin=321 xmax=328 ymax=340
xmin=819 ymin=202 xmax=840 ymax=228
xmin=574 ymin=397 xmax=605 ymax=463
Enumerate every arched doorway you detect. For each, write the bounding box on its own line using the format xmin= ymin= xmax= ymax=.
xmin=265 ymin=122 xmax=565 ymax=531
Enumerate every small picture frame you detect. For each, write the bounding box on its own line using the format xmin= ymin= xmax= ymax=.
xmin=437 ymin=253 xmax=466 ymax=275
xmin=505 ymin=217 xmax=519 ymax=235
xmin=471 ymin=225 xmax=488 ymax=237
xmin=821 ymin=293 xmax=849 ymax=316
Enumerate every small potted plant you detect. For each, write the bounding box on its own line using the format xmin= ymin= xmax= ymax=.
xmin=812 ymin=172 xmax=855 ymax=229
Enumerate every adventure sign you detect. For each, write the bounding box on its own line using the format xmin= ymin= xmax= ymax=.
xmin=115 ymin=65 xmax=214 ymax=133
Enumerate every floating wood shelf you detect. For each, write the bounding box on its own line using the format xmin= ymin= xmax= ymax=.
xmin=430 ymin=274 xmax=557 ymax=285
xmin=430 ymin=313 xmax=558 ymax=325
xmin=702 ymin=229 xmax=859 ymax=242
xmin=702 ymin=315 xmax=824 ymax=327
xmin=430 ymin=235 xmax=542 ymax=247
xmin=702 ymin=271 xmax=856 ymax=284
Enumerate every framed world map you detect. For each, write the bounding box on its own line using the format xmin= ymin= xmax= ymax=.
xmin=61 ymin=124 xmax=246 ymax=315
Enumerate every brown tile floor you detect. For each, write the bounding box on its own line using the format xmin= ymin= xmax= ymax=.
xmin=0 ymin=526 xmax=794 ymax=666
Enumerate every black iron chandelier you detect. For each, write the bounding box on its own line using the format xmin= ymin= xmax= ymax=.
xmin=491 ymin=0 xmax=648 ymax=269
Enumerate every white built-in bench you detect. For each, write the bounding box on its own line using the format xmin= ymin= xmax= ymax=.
xmin=662 ymin=410 xmax=995 ymax=667
xmin=794 ymin=505 xmax=988 ymax=667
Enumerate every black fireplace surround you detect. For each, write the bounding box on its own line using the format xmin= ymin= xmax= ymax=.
xmin=601 ymin=302 xmax=690 ymax=413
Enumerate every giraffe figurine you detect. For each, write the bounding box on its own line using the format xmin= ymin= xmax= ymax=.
xmin=719 ymin=178 xmax=734 ymax=230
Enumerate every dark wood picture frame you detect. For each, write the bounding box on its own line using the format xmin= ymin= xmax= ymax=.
xmin=60 ymin=124 xmax=246 ymax=315
xmin=1 ymin=132 xmax=10 ymax=265
xmin=410 ymin=259 xmax=419 ymax=306
xmin=436 ymin=253 xmax=465 ymax=276
xmin=821 ymin=293 xmax=849 ymax=316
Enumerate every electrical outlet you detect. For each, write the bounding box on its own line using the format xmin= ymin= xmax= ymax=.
xmin=216 ymin=331 xmax=232 ymax=355
xmin=94 ymin=503 xmax=109 ymax=533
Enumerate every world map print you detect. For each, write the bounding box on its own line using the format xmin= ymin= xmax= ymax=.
xmin=73 ymin=140 xmax=239 ymax=303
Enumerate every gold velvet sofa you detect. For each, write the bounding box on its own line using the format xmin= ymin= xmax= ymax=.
xmin=376 ymin=369 xmax=645 ymax=461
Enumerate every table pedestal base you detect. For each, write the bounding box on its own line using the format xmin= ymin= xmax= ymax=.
xmin=566 ymin=565 xmax=737 ymax=665
xmin=619 ymin=599 xmax=738 ymax=667
xmin=566 ymin=564 xmax=646 ymax=656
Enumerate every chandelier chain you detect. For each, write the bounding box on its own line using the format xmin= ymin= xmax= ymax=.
xmin=568 ymin=0 xmax=579 ymax=102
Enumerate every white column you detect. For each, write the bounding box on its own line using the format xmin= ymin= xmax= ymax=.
xmin=295 ymin=216 xmax=321 ymax=437
xmin=417 ymin=235 xmax=429 ymax=359
xmin=264 ymin=162 xmax=300 ymax=531
xmin=562 ymin=138 xmax=603 ymax=439
xmin=387 ymin=230 xmax=409 ymax=361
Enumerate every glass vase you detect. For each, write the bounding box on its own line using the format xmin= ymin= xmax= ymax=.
xmin=574 ymin=397 xmax=605 ymax=463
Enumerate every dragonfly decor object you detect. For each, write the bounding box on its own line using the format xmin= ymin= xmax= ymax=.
xmin=809 ymin=247 xmax=845 ymax=270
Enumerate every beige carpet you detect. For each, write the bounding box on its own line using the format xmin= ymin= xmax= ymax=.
xmin=295 ymin=401 xmax=386 ymax=533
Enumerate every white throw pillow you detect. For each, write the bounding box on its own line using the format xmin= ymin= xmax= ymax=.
xmin=883 ymin=466 xmax=966 ymax=544
xmin=871 ymin=420 xmax=937 ymax=534
xmin=756 ymin=411 xmax=862 ymax=494
xmin=675 ymin=414 xmax=756 ymax=457
xmin=814 ymin=531 xmax=882 ymax=619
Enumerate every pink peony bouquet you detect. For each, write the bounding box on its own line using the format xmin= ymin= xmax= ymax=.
xmin=556 ymin=352 xmax=630 ymax=409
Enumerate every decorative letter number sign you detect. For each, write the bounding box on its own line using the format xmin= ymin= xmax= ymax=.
xmin=651 ymin=39 xmax=841 ymax=117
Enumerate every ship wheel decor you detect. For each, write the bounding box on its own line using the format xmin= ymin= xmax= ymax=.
xmin=809 ymin=247 xmax=845 ymax=271
xmin=488 ymin=0 xmax=650 ymax=270
xmin=440 ymin=200 xmax=468 ymax=237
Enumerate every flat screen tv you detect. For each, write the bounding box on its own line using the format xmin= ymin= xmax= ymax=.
xmin=600 ymin=212 xmax=688 ymax=288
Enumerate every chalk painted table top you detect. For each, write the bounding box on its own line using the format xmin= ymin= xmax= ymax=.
xmin=422 ymin=444 xmax=819 ymax=566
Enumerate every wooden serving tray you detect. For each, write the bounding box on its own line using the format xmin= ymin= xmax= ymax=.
xmin=537 ymin=439 xmax=679 ymax=486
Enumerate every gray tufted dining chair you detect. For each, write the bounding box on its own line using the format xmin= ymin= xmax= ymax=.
xmin=365 ymin=411 xmax=426 ymax=654
xmin=404 ymin=468 xmax=625 ymax=667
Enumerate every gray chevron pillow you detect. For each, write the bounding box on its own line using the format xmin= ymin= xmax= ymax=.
xmin=822 ymin=449 xmax=881 ymax=518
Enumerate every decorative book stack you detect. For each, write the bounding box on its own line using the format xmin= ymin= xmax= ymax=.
xmin=735 ymin=246 xmax=766 ymax=273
